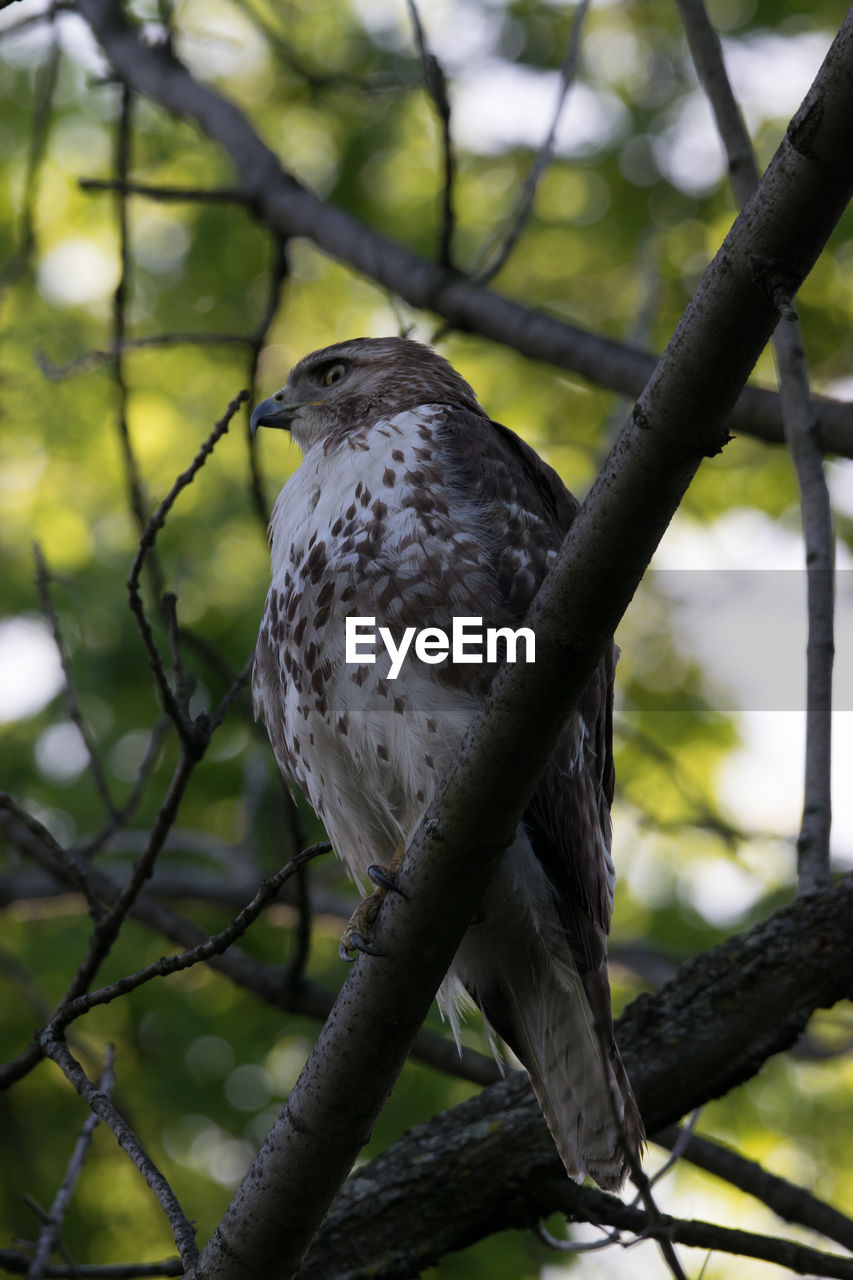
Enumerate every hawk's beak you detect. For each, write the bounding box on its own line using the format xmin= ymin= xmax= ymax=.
xmin=250 ymin=395 xmax=300 ymax=436
xmin=250 ymin=394 xmax=329 ymax=436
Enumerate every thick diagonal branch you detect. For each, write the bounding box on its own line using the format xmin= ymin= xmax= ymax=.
xmin=300 ymin=874 xmax=853 ymax=1278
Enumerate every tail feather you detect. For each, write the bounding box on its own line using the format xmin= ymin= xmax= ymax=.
xmin=507 ymin=968 xmax=644 ymax=1190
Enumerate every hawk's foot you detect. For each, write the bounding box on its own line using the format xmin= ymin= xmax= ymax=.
xmin=339 ymin=843 xmax=408 ymax=962
xmin=367 ymin=862 xmax=410 ymax=898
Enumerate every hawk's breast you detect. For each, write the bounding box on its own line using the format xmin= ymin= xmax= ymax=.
xmin=254 ymin=405 xmax=485 ymax=881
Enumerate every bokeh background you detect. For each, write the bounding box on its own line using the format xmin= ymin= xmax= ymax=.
xmin=1 ymin=0 xmax=852 ymax=1276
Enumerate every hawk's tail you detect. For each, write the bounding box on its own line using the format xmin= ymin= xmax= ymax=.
xmin=507 ymin=965 xmax=644 ymax=1190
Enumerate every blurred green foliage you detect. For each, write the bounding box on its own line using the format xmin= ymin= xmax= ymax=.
xmin=1 ymin=0 xmax=851 ymax=1276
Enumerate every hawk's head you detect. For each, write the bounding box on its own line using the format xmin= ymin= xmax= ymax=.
xmin=250 ymin=336 xmax=484 ymax=451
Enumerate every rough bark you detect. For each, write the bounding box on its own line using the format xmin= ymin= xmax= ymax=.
xmin=300 ymin=875 xmax=853 ymax=1279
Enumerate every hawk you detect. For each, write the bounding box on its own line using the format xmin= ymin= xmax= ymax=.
xmin=251 ymin=336 xmax=643 ymax=1188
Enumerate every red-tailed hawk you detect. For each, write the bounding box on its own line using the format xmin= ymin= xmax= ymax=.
xmin=251 ymin=336 xmax=643 ymax=1188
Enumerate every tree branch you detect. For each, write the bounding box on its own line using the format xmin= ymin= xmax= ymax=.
xmin=299 ymin=875 xmax=853 ymax=1278
xmin=37 ymin=1038 xmax=198 ymax=1270
xmin=471 ymin=0 xmax=589 ymax=286
xmin=71 ymin=0 xmax=853 ymax=458
xmin=656 ymin=1125 xmax=853 ymax=1252
xmin=0 ymin=796 xmax=496 ymax=1090
xmin=175 ymin=16 xmax=853 ymax=1278
xmin=26 ymin=1046 xmax=116 ymax=1280
xmin=674 ymin=0 xmax=835 ymax=892
xmin=0 ymin=1254 xmax=182 ymax=1278
xmin=544 ymin=1179 xmax=853 ymax=1280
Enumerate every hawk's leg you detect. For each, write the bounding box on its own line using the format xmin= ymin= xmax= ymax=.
xmin=339 ymin=842 xmax=409 ymax=961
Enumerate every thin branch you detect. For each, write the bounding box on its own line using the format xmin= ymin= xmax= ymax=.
xmin=72 ymin=0 xmax=853 ymax=457
xmin=406 ymin=0 xmax=455 ymax=269
xmin=655 ymin=1125 xmax=853 ymax=1252
xmin=674 ymin=0 xmax=834 ymax=894
xmin=37 ymin=333 xmax=254 ymax=381
xmin=73 ymin=716 xmax=171 ymax=859
xmin=0 ymin=1254 xmax=181 ymax=1278
xmin=0 ymin=793 xmax=105 ymax=925
xmin=110 ymin=86 xmax=151 ymax=546
xmin=0 ymin=13 xmax=59 ymax=291
xmin=79 ymin=176 xmax=251 ymax=203
xmin=646 ymin=1108 xmax=702 ymax=1192
xmin=246 ymin=233 xmax=290 ymax=525
xmin=27 ymin=1046 xmax=116 ymax=1280
xmin=472 ymin=0 xmax=590 ymax=286
xmin=545 ymin=1178 xmax=853 ymax=1279
xmin=49 ymin=843 xmax=330 ymax=1034
xmin=37 ymin=1038 xmax=198 ymax=1270
xmin=125 ymin=390 xmax=247 ymax=749
xmin=0 ymin=801 xmax=494 ymax=1090
xmin=781 ymin=335 xmax=834 ymax=892
xmin=33 ymin=543 xmax=119 ymax=822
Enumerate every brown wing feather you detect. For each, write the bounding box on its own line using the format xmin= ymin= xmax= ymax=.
xmin=438 ymin=408 xmax=616 ymax=953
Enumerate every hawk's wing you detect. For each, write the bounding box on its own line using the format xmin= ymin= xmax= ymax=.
xmin=436 ymin=406 xmax=616 ymax=977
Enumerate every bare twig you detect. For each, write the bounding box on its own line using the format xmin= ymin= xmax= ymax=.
xmin=125 ymin=390 xmax=248 ymax=748
xmin=546 ymin=1178 xmax=853 ymax=1278
xmin=0 ymin=803 xmax=492 ymax=1090
xmin=0 ymin=793 xmax=105 ymax=925
xmin=37 ymin=333 xmax=254 ymax=380
xmin=27 ymin=1046 xmax=116 ymax=1280
xmin=1 ymin=1254 xmax=181 ymax=1278
xmin=111 ymin=86 xmax=151 ymax=545
xmin=49 ymin=843 xmax=330 ymax=1033
xmin=781 ymin=335 xmax=834 ymax=892
xmin=473 ymin=0 xmax=590 ymax=286
xmin=73 ymin=717 xmax=171 ymax=859
xmin=646 ymin=1108 xmax=702 ymax=1191
xmin=674 ymin=0 xmax=834 ymax=894
xmin=33 ymin=543 xmax=119 ymax=822
xmin=656 ymin=1124 xmax=853 ymax=1252
xmin=406 ymin=0 xmax=455 ymax=268
xmin=0 ymin=13 xmax=59 ymax=290
xmin=79 ymin=176 xmax=251 ymax=203
xmin=37 ymin=1037 xmax=199 ymax=1270
xmin=246 ymin=233 xmax=290 ymax=525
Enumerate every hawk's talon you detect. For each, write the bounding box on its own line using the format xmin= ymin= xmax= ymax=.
xmin=367 ymin=863 xmax=409 ymax=899
xmin=339 ymin=933 xmax=385 ymax=961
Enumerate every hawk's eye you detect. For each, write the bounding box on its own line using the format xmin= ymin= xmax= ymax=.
xmin=322 ymin=362 xmax=349 ymax=387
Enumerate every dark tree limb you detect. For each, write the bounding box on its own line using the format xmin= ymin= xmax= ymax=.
xmin=71 ymin=0 xmax=853 ymax=458
xmin=299 ymin=875 xmax=853 ymax=1279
